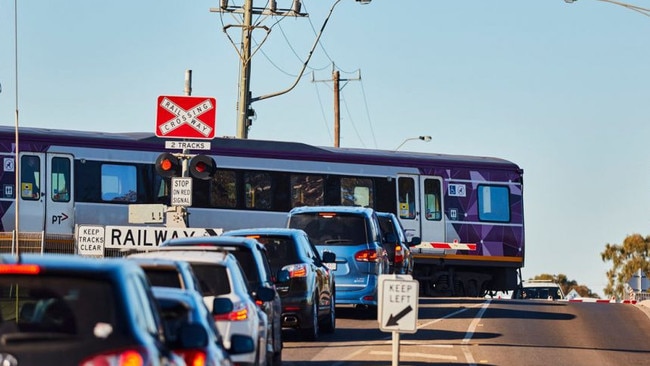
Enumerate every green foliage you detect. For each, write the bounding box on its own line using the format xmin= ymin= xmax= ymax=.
xmin=601 ymin=233 xmax=650 ymax=299
xmin=530 ymin=273 xmax=598 ymax=298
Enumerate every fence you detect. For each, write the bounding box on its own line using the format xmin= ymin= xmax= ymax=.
xmin=0 ymin=231 xmax=75 ymax=255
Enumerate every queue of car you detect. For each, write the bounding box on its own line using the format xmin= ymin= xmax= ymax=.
xmin=0 ymin=206 xmax=425 ymax=365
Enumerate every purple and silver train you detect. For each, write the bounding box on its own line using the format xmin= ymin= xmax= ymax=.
xmin=0 ymin=125 xmax=524 ymax=296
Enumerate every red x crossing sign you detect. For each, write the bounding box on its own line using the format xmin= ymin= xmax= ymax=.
xmin=155 ymin=95 xmax=216 ymax=139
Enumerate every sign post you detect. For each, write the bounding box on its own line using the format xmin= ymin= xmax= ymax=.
xmin=378 ymin=274 xmax=419 ymax=366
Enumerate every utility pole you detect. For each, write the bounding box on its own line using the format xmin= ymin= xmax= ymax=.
xmin=210 ymin=1 xmax=307 ymax=139
xmin=313 ymin=66 xmax=361 ymax=147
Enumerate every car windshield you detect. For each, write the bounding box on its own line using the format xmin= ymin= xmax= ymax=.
xmin=253 ymin=236 xmax=299 ymax=274
xmin=189 ymin=264 xmax=231 ymax=297
xmin=0 ymin=276 xmax=116 ymax=339
xmin=290 ymin=213 xmax=369 ymax=245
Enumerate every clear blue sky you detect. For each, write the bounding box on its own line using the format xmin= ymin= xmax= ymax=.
xmin=2 ymin=0 xmax=649 ymax=296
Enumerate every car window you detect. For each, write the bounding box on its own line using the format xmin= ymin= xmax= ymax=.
xmin=0 ymin=275 xmax=116 ymax=337
xmin=190 ymin=263 xmax=232 ymax=297
xmin=142 ymin=268 xmax=183 ymax=288
xmin=127 ymin=274 xmax=161 ymax=336
xmin=156 ymin=297 xmax=192 ymax=346
xmin=230 ymin=251 xmax=261 ymax=288
xmin=290 ymin=213 xmax=369 ymax=245
xmin=254 ymin=236 xmax=299 ymax=274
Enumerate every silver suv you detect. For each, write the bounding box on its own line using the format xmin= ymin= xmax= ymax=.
xmin=513 ymin=280 xmax=565 ymax=300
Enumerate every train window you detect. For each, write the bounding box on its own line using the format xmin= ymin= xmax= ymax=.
xmin=340 ymin=177 xmax=373 ymax=207
xmin=424 ymin=178 xmax=441 ymax=221
xmin=291 ymin=174 xmax=324 ymax=207
xmin=398 ymin=177 xmax=416 ymax=220
xmin=477 ymin=185 xmax=510 ymax=222
xmin=244 ymin=171 xmax=272 ymax=210
xmin=51 ymin=157 xmax=71 ymax=202
xmin=21 ymin=155 xmax=41 ymax=200
xmin=211 ymin=170 xmax=237 ymax=208
xmin=101 ymin=164 xmax=137 ymax=202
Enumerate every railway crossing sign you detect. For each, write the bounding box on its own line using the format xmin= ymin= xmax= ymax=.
xmin=379 ymin=275 xmax=419 ymax=333
xmin=156 ymin=95 xmax=216 ymax=139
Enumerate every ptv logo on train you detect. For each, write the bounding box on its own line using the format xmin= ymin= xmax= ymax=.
xmin=156 ymin=95 xmax=217 ymax=139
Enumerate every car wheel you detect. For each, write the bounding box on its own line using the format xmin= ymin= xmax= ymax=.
xmin=320 ymin=290 xmax=336 ymax=333
xmin=300 ymin=296 xmax=319 ymax=341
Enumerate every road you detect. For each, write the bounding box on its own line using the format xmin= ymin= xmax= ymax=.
xmin=281 ymin=298 xmax=650 ymax=366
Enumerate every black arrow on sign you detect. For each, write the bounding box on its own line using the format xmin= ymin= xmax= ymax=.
xmin=385 ymin=305 xmax=413 ymax=327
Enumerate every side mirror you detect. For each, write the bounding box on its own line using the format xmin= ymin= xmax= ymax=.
xmin=229 ymin=334 xmax=255 ymax=354
xmin=409 ymin=236 xmax=422 ymax=246
xmin=276 ymin=269 xmax=290 ymax=283
xmin=177 ymin=323 xmax=208 ymax=348
xmin=321 ymin=251 xmax=336 ymax=263
xmin=212 ymin=297 xmax=234 ymax=316
xmin=255 ymin=286 xmax=276 ymax=302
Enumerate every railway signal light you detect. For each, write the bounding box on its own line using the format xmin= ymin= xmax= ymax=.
xmin=155 ymin=153 xmax=180 ymax=178
xmin=189 ymin=155 xmax=216 ymax=180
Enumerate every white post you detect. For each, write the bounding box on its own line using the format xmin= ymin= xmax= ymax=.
xmin=392 ymin=331 xmax=400 ymax=366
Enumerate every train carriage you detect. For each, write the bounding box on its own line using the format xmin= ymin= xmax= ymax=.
xmin=0 ymin=125 xmax=524 ymax=296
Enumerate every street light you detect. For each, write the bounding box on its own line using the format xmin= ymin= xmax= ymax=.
xmin=564 ymin=0 xmax=650 ymax=17
xmin=394 ymin=136 xmax=432 ymax=151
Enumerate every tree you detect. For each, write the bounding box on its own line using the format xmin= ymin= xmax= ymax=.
xmin=601 ymin=233 xmax=650 ymax=299
xmin=530 ymin=273 xmax=598 ymax=298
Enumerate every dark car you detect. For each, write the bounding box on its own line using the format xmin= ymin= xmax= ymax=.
xmin=0 ymin=253 xmax=203 ymax=365
xmin=223 ymin=228 xmax=336 ymax=340
xmin=152 ymin=286 xmax=255 ymax=366
xmin=376 ymin=212 xmax=421 ymax=275
xmin=161 ymin=236 xmax=283 ymax=366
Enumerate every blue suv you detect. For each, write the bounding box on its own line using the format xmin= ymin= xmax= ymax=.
xmin=287 ymin=206 xmax=390 ymax=307
xmin=0 ymin=253 xmax=201 ymax=365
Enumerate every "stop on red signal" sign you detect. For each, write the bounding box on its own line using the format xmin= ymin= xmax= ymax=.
xmin=155 ymin=95 xmax=216 ymax=140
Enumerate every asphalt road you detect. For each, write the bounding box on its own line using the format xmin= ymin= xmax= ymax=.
xmin=281 ymin=298 xmax=650 ymax=366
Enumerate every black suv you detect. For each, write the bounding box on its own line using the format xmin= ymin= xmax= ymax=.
xmin=0 ymin=253 xmax=203 ymax=365
xmin=223 ymin=228 xmax=336 ymax=340
xmin=377 ymin=212 xmax=421 ymax=274
xmin=161 ymin=236 xmax=283 ymax=366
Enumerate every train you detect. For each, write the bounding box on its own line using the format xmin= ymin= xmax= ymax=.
xmin=0 ymin=125 xmax=524 ymax=296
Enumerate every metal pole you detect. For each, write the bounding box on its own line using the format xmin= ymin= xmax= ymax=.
xmin=392 ymin=331 xmax=400 ymax=366
xmin=14 ymin=0 xmax=20 ymax=255
xmin=236 ymin=0 xmax=253 ymax=139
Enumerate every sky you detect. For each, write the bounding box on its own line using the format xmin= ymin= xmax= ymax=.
xmin=1 ymin=0 xmax=649 ymax=297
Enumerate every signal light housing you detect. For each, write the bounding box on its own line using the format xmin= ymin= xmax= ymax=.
xmin=189 ymin=155 xmax=216 ymax=180
xmin=155 ymin=153 xmax=181 ymax=178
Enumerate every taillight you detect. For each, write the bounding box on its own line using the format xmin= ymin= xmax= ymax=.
xmin=214 ymin=302 xmax=249 ymax=321
xmin=394 ymin=245 xmax=404 ymax=264
xmin=175 ymin=349 xmax=207 ymax=366
xmin=283 ymin=263 xmax=308 ymax=278
xmin=80 ymin=347 xmax=147 ymax=366
xmin=0 ymin=264 xmax=41 ymax=274
xmin=355 ymin=249 xmax=379 ymax=262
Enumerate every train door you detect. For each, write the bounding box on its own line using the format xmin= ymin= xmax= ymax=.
xmin=419 ymin=176 xmax=445 ymax=242
xmin=396 ymin=175 xmax=420 ymax=240
xmin=18 ymin=153 xmax=74 ymax=234
xmin=46 ymin=154 xmax=74 ymax=234
xmin=18 ymin=153 xmax=45 ymax=231
xmin=396 ymin=174 xmax=445 ymax=243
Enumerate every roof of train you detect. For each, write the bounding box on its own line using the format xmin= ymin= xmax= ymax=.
xmin=0 ymin=125 xmax=522 ymax=172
